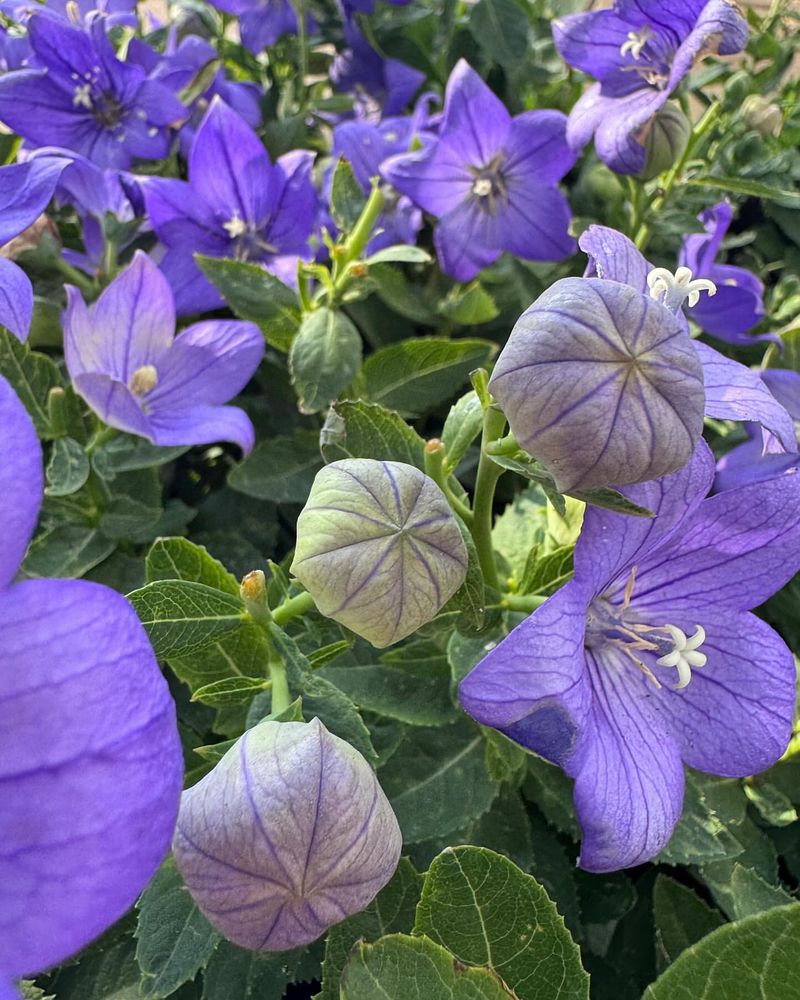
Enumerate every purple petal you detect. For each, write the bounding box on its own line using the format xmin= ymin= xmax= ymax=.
xmin=439 ymin=60 xmax=511 ymax=165
xmin=0 ymin=258 xmax=33 ymax=342
xmin=147 ymin=404 xmax=256 ymax=453
xmin=158 ymin=248 xmax=225 ymax=316
xmin=649 ymin=608 xmax=794 ymax=776
xmin=141 ymin=176 xmax=225 ymax=251
xmin=0 ymin=156 xmax=68 ymax=246
xmin=696 ymin=341 xmax=796 ymax=451
xmin=680 ymin=201 xmax=732 ymax=276
xmin=433 ymin=198 xmax=502 ymax=282
xmin=266 ymin=150 xmax=317 ymax=255
xmin=381 ymin=142 xmax=473 ymax=218
xmin=459 ymin=580 xmax=593 ymax=766
xmin=552 ymin=9 xmax=636 ymax=80
xmin=762 ymin=369 xmax=800 ymax=421
xmin=687 ymin=266 xmax=765 ymax=341
xmin=571 ymin=645 xmax=684 ymax=872
xmin=568 ymin=82 xmax=667 ymax=173
xmin=502 ymin=109 xmax=576 ymax=186
xmin=148 ymin=320 xmax=264 ymax=408
xmin=71 ymin=373 xmax=153 ymax=439
xmin=0 ymin=376 xmax=42 ymax=590
xmin=667 ymin=0 xmax=748 ymax=93
xmin=497 ymin=179 xmax=576 ymax=263
xmin=579 ymin=225 xmax=650 ymax=292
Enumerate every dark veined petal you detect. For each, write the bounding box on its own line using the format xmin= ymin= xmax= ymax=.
xmin=579 ymin=224 xmax=650 ymax=292
xmin=552 ymin=8 xmax=638 ymax=81
xmin=489 ymin=277 xmax=705 ymax=491
xmin=0 ymin=376 xmax=42 ymax=589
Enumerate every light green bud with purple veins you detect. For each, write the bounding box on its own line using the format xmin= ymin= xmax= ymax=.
xmin=291 ymin=459 xmax=468 ymax=648
xmin=636 ymin=103 xmax=691 ymax=181
xmin=173 ymin=718 xmax=402 ymax=952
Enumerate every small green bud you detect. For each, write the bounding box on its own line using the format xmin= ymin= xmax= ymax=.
xmin=740 ymin=95 xmax=782 ymax=137
xmin=723 ymin=70 xmax=751 ymax=109
xmin=636 ymin=104 xmax=691 ymax=182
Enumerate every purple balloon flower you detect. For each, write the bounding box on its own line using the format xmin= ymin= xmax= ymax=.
xmin=0 ymin=155 xmax=68 ymax=339
xmin=554 ymin=1 xmax=748 ymax=173
xmin=208 ymin=0 xmax=312 ymax=53
xmin=382 ymin=60 xmax=576 ymax=282
xmin=579 ymin=224 xmax=797 ymax=453
xmin=0 ymin=14 xmax=185 ymax=169
xmin=63 ymin=251 xmax=264 ymax=452
xmin=331 ymin=25 xmax=426 ymax=120
xmin=141 ymin=97 xmax=318 ymax=314
xmin=678 ymin=201 xmax=769 ymax=345
xmin=173 ymin=718 xmax=402 ymax=951
xmin=0 ymin=375 xmax=183 ymax=991
xmin=0 ymin=0 xmax=138 ymax=28
xmin=460 ymin=441 xmax=800 ymax=872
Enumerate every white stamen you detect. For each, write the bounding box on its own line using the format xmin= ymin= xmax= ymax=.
xmin=472 ymin=177 xmax=492 ymax=197
xmin=647 ymin=266 xmax=717 ymax=313
xmin=129 ymin=364 xmax=159 ymax=396
xmin=147 ymin=127 xmax=159 ymax=137
xmin=73 ymin=83 xmax=93 ymax=109
xmin=656 ymin=624 xmax=707 ymax=689
xmin=223 ymin=212 xmax=248 ymax=239
xmin=619 ymin=26 xmax=654 ymax=60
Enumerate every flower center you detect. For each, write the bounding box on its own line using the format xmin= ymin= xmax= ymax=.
xmin=222 ymin=212 xmax=278 ymax=261
xmin=619 ymin=26 xmax=654 ymax=61
xmin=470 ymin=153 xmax=507 ymax=212
xmin=129 ymin=364 xmax=159 ymax=397
xmin=647 ymin=266 xmax=717 ymax=313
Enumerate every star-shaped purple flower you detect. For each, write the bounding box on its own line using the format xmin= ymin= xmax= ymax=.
xmin=141 ymin=97 xmax=318 ymax=314
xmin=381 ymin=59 xmax=577 ymax=282
xmin=331 ymin=24 xmax=425 ymax=119
xmin=0 ymin=13 xmax=185 ymax=169
xmin=64 ymin=251 xmax=265 ymax=452
xmin=0 ymin=375 xmax=183 ymax=991
xmin=554 ymin=1 xmax=748 ymax=173
xmin=460 ymin=441 xmax=800 ymax=872
xmin=208 ymin=0 xmax=312 ymax=53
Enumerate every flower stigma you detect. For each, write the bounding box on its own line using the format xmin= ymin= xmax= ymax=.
xmin=647 ymin=266 xmax=717 ymax=312
xmin=223 ymin=212 xmax=248 ymax=239
xmin=619 ymin=26 xmax=654 ymax=60
xmin=129 ymin=364 xmax=159 ymax=397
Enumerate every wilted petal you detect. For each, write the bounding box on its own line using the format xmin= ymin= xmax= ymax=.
xmin=0 ymin=377 xmax=42 ymax=589
xmin=173 ymin=719 xmax=401 ymax=951
xmin=489 ymin=277 xmax=705 ymax=491
xmin=147 ymin=403 xmax=256 ymax=453
xmin=579 ymin=225 xmax=649 ymax=291
xmin=0 ymin=258 xmax=33 ymax=342
xmin=667 ymin=0 xmax=748 ymax=92
xmin=291 ymin=460 xmax=468 ymax=648
xmin=0 ymin=579 xmax=182 ymax=977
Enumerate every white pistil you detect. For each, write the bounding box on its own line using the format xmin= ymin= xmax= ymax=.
xmin=73 ymin=83 xmax=93 ymax=109
xmin=129 ymin=364 xmax=159 ymax=397
xmin=223 ymin=212 xmax=248 ymax=239
xmin=472 ymin=177 xmax=493 ymax=197
xmin=647 ymin=266 xmax=717 ymax=313
xmin=619 ymin=26 xmax=654 ymax=60
xmin=655 ymin=624 xmax=707 ymax=690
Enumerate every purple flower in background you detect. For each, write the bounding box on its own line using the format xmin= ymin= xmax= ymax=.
xmin=331 ymin=25 xmax=425 ymax=119
xmin=338 ymin=0 xmax=412 ymax=19
xmin=209 ymin=0 xmax=310 ymax=53
xmin=64 ymin=251 xmax=264 ymax=451
xmin=678 ymin=201 xmax=769 ymax=344
xmin=173 ymin=718 xmax=402 ymax=950
xmin=460 ymin=441 xmax=800 ymax=871
xmin=0 ymin=374 xmax=183 ymax=991
xmin=382 ymin=60 xmax=576 ymax=282
xmin=142 ymin=98 xmax=317 ymax=314
xmin=579 ymin=224 xmax=797 ymax=453
xmin=554 ymin=1 xmax=748 ymax=173
xmin=0 ymin=0 xmax=138 ymax=28
xmin=0 ymin=155 xmax=68 ymax=340
xmin=0 ymin=14 xmax=185 ymax=168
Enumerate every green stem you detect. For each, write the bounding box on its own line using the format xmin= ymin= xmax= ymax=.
xmin=240 ymin=570 xmax=296 ymax=714
xmin=272 ymin=589 xmax=317 ymax=626
xmin=265 ymin=633 xmax=292 ymax=715
xmin=333 ymin=181 xmax=385 ymax=285
xmin=423 ymin=439 xmax=474 ymax=524
xmin=500 ymin=593 xmax=548 ymax=614
xmin=86 ymin=423 xmax=117 ymax=456
xmin=292 ymin=0 xmax=309 ymax=112
xmin=53 ymin=254 xmax=96 ymax=297
xmin=469 ymin=405 xmax=507 ymax=590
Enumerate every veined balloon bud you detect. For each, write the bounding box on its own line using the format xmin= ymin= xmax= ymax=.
xmin=741 ymin=95 xmax=782 ymax=137
xmin=489 ymin=277 xmax=705 ymax=492
xmin=172 ymin=718 xmax=402 ymax=951
xmin=636 ymin=104 xmax=691 ymax=181
xmin=290 ymin=459 xmax=468 ymax=648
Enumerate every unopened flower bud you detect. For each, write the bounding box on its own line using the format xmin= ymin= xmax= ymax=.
xmin=741 ymin=95 xmax=782 ymax=137
xmin=291 ymin=459 xmax=468 ymax=647
xmin=636 ymin=103 xmax=691 ymax=181
xmin=173 ymin=718 xmax=402 ymax=951
xmin=489 ymin=277 xmax=705 ymax=491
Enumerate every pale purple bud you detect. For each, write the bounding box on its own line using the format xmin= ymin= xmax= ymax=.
xmin=489 ymin=277 xmax=705 ymax=491
xmin=291 ymin=459 xmax=468 ymax=648
xmin=173 ymin=718 xmax=402 ymax=951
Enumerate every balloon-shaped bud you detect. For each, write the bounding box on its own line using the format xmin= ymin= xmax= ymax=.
xmin=636 ymin=103 xmax=691 ymax=181
xmin=741 ymin=95 xmax=782 ymax=137
xmin=489 ymin=277 xmax=705 ymax=492
xmin=173 ymin=718 xmax=402 ymax=951
xmin=291 ymin=459 xmax=468 ymax=647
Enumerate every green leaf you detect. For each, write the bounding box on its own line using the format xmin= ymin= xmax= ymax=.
xmin=416 ymin=846 xmax=588 ymax=1000
xmin=357 ymin=338 xmax=498 ymax=415
xmin=659 ymin=773 xmax=747 ymax=865
xmin=439 ymin=282 xmax=499 ymax=325
xmin=196 ymin=255 xmax=301 ymax=352
xmin=203 ymin=940 xmax=320 ymax=1000
xmin=699 ymin=816 xmax=781 ymax=919
xmin=289 ymin=308 xmax=363 ymax=413
xmin=469 ymin=0 xmax=530 ymax=66
xmin=653 ymin=875 xmax=725 ymax=972
xmin=518 ymin=543 xmax=574 ymax=597
xmin=169 ymin=625 xmax=270 ymax=702
xmin=146 ymin=537 xmax=240 ymax=595
xmin=522 ymin=755 xmax=580 ymax=840
xmin=330 ymin=157 xmax=367 ymax=233
xmin=135 ymin=857 xmax=221 ymax=998
xmin=722 ymin=864 xmax=793 ymax=921
xmin=442 ymin=391 xmax=483 ymax=471
xmin=229 ymin=429 xmax=323 ymax=503
xmin=744 ymin=780 xmax=798 ymax=827
xmin=365 ymin=245 xmax=431 ymax=265
xmin=0 ymin=327 xmax=61 ymax=435
xmin=442 ymin=515 xmax=489 ymax=635
xmin=128 ymin=580 xmax=247 ymax=659
xmin=22 ymin=523 xmax=116 ymax=579
xmin=307 ymin=639 xmax=352 ymax=669
xmin=379 ymin=721 xmax=498 ymax=842
xmin=45 ymin=437 xmax=90 ymax=496
xmin=320 ymin=399 xmax=425 ymax=467
xmin=190 ymin=675 xmax=270 ymax=706
xmin=317 ymin=858 xmax=423 ymax=1000
xmin=483 ymin=729 xmax=528 ymax=787
xmin=33 ymin=923 xmax=142 ymax=999
xmin=340 ymin=933 xmax=516 ymax=1000
xmin=568 ymin=486 xmax=653 ymax=518
xmin=643 ymin=903 xmax=800 ymax=999
xmin=91 ymin=435 xmax=187 ymax=480
xmin=685 ymin=175 xmax=800 ymax=208
xmin=368 ymin=263 xmax=439 ymax=324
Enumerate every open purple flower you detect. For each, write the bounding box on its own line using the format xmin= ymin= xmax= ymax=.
xmin=1 ymin=0 xmax=138 ymax=28
xmin=0 ymin=375 xmax=183 ymax=991
xmin=460 ymin=441 xmax=800 ymax=871
xmin=208 ymin=0 xmax=313 ymax=53
xmin=579 ymin=224 xmax=796 ymax=453
xmin=64 ymin=251 xmax=264 ymax=451
xmin=142 ymin=97 xmax=317 ymax=314
xmin=0 ymin=14 xmax=185 ymax=168
xmin=381 ymin=60 xmax=576 ymax=282
xmin=331 ymin=25 xmax=425 ymax=119
xmin=678 ymin=201 xmax=769 ymax=344
xmin=554 ymin=1 xmax=748 ymax=173
xmin=0 ymin=155 xmax=68 ymax=339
